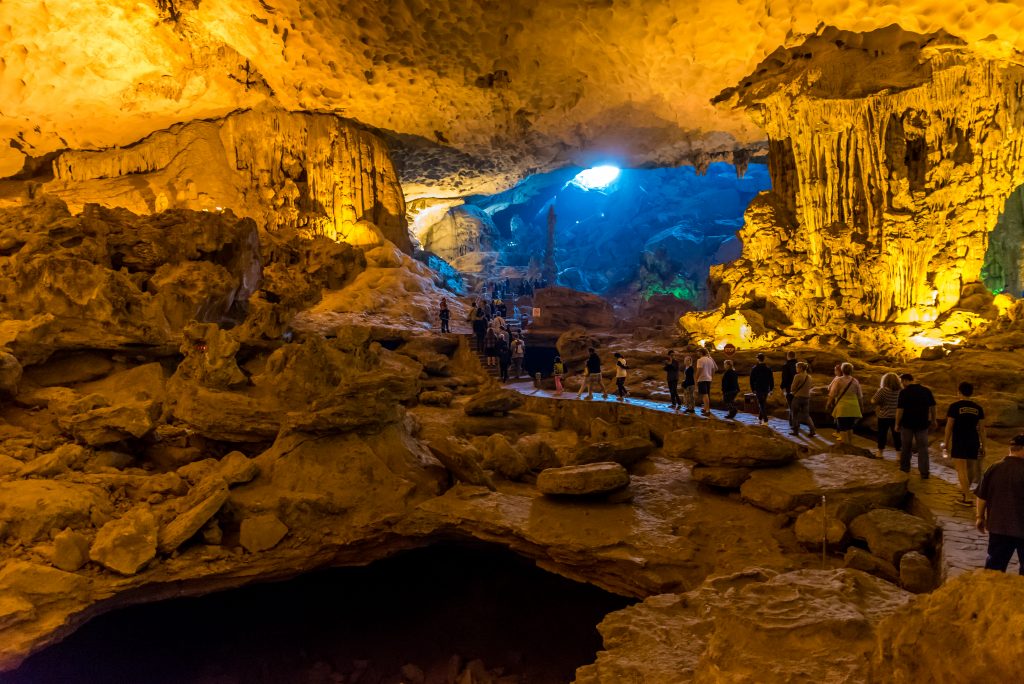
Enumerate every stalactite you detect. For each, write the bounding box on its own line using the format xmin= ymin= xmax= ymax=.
xmin=48 ymin=109 xmax=411 ymax=252
xmin=713 ymin=39 xmax=1024 ymax=328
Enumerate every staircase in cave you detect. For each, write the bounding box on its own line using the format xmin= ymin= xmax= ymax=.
xmin=463 ymin=333 xmax=501 ymax=379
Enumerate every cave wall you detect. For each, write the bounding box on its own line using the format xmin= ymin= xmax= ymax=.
xmin=712 ymin=29 xmax=1024 ymax=329
xmin=36 ymin=108 xmax=411 ymax=252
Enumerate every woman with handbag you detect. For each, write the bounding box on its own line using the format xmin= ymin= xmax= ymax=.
xmin=827 ymin=362 xmax=863 ymax=444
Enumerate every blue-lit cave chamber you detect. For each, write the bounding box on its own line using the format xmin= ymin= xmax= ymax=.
xmin=413 ymin=161 xmax=771 ymax=317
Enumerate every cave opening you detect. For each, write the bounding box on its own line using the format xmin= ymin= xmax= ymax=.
xmin=416 ymin=162 xmax=771 ymax=307
xmin=982 ymin=183 xmax=1024 ymax=297
xmin=10 ymin=543 xmax=633 ymax=684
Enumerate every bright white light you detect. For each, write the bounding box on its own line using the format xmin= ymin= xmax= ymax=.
xmin=572 ymin=165 xmax=620 ymax=190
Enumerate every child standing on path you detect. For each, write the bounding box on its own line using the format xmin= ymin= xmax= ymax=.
xmin=614 ymin=352 xmax=629 ymax=401
xmin=553 ymin=356 xmax=564 ymax=394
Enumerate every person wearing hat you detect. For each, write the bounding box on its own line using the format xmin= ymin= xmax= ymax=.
xmin=975 ymin=433 xmax=1024 ymax=574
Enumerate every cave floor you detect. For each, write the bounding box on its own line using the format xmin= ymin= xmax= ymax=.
xmin=505 ymin=380 xmax=1018 ymax=577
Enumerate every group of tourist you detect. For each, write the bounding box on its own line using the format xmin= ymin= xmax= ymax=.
xmin=465 ymin=298 xmax=528 ymax=382
xmin=558 ymin=344 xmax=1024 ymax=575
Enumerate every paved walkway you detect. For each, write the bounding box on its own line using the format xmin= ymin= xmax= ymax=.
xmin=506 ymin=381 xmax=1018 ymax=580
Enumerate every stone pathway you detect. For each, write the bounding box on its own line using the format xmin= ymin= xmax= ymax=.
xmin=506 ymin=381 xmax=1019 ymax=580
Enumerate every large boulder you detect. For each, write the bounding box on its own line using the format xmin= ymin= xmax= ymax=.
xmin=740 ymin=453 xmax=909 ymax=516
xmin=794 ymin=505 xmax=847 ymax=547
xmin=569 ymin=436 xmax=655 ymax=467
xmin=690 ymin=465 xmax=753 ymax=489
xmin=89 ymin=507 xmax=158 ymax=575
xmin=463 ymin=387 xmax=525 ymax=416
xmin=423 ymin=436 xmax=496 ymax=490
xmin=848 ymin=508 xmax=937 ymax=565
xmin=0 ymin=480 xmax=110 ymax=544
xmin=239 ymin=514 xmax=289 ymax=553
xmin=872 ymin=571 xmax=1024 ymax=682
xmin=157 ymin=477 xmax=230 ymax=553
xmin=843 ymin=547 xmax=900 ymax=584
xmin=664 ymin=424 xmax=798 ymax=468
xmin=0 ymin=351 xmax=22 ymax=398
xmin=898 ymin=551 xmax=935 ymax=594
xmin=536 ymin=462 xmax=630 ymax=496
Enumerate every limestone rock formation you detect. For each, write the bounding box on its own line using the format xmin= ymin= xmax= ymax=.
xmin=463 ymin=388 xmax=525 ymax=416
xmin=848 ymin=508 xmax=937 ymax=565
xmin=43 ymin=109 xmax=410 ymax=252
xmin=569 ymin=437 xmax=655 ymax=468
xmin=708 ymin=27 xmax=1024 ymax=338
xmin=89 ymin=507 xmax=158 ymax=575
xmin=740 ymin=453 xmax=909 ymax=516
xmin=871 ymin=570 xmax=1024 ymax=682
xmin=536 ymin=463 xmax=630 ymax=497
xmin=575 ymin=568 xmax=912 ymax=683
xmin=664 ymin=424 xmax=798 ymax=468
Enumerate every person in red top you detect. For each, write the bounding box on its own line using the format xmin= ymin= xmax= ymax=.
xmin=976 ymin=434 xmax=1024 ymax=574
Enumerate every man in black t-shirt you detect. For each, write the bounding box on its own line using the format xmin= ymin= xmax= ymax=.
xmin=896 ymin=373 xmax=936 ymax=478
xmin=944 ymin=382 xmax=987 ymax=506
xmin=577 ymin=347 xmax=607 ymax=400
xmin=976 ymin=434 xmax=1024 ymax=574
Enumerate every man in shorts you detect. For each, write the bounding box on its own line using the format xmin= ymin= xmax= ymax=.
xmin=944 ymin=382 xmax=987 ymax=506
xmin=695 ymin=347 xmax=718 ymax=416
xmin=975 ymin=434 xmax=1024 ymax=574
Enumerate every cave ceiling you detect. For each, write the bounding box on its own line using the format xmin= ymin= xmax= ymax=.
xmin=2 ymin=0 xmax=1024 ymax=197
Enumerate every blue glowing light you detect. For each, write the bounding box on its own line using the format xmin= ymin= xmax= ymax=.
xmin=572 ymin=165 xmax=620 ymax=190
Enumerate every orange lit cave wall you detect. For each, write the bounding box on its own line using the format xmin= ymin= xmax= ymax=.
xmin=42 ymin=108 xmax=411 ymax=252
xmin=710 ymin=28 xmax=1024 ymax=331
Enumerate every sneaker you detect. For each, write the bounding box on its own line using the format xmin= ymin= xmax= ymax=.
xmin=955 ymin=495 xmax=974 ymax=508
xmin=701 ymin=410 xmax=711 ymax=416
xmin=920 ymin=474 xmax=930 ymax=480
xmin=616 ymin=396 xmax=624 ymax=402
xmin=808 ymin=431 xmax=816 ymax=437
xmin=791 ymin=431 xmax=800 ymax=436
xmin=685 ymin=408 xmax=696 ymax=414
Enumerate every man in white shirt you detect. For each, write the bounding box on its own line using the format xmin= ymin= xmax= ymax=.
xmin=695 ymin=347 xmax=718 ymax=416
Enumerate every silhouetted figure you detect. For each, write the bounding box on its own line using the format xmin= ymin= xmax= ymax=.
xmin=722 ymin=359 xmax=740 ymax=419
xmin=664 ymin=350 xmax=680 ymax=410
xmin=749 ymin=352 xmax=775 ymax=425
xmin=438 ymin=298 xmax=450 ymax=333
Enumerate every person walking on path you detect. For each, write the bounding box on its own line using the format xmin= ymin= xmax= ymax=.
xmin=945 ymin=382 xmax=987 ymax=507
xmin=749 ymin=352 xmax=775 ymax=425
xmin=614 ymin=352 xmax=629 ymax=401
xmin=975 ymin=433 xmax=1024 ymax=574
xmin=897 ymin=372 xmax=937 ymax=478
xmin=827 ymin=362 xmax=863 ymax=444
xmin=871 ymin=373 xmax=903 ymax=459
xmin=553 ymin=356 xmax=564 ymax=394
xmin=682 ymin=355 xmax=696 ymax=413
xmin=483 ymin=327 xmax=497 ymax=367
xmin=664 ymin=351 xmax=681 ymax=410
xmin=439 ymin=298 xmax=451 ymax=333
xmin=497 ymin=336 xmax=511 ymax=383
xmin=789 ymin=361 xmax=816 ymax=437
xmin=510 ymin=335 xmax=526 ymax=379
xmin=722 ymin=359 xmax=740 ymax=419
xmin=577 ymin=347 xmax=607 ymax=399
xmin=695 ymin=347 xmax=718 ymax=416
xmin=780 ymin=350 xmax=798 ymax=406
xmin=471 ymin=301 xmax=488 ymax=353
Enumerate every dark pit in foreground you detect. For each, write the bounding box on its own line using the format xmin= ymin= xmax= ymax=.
xmin=8 ymin=543 xmax=633 ymax=684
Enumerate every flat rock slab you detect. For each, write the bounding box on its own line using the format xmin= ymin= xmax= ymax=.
xmin=664 ymin=424 xmax=798 ymax=468
xmin=463 ymin=388 xmax=524 ymax=416
xmin=576 ymin=568 xmax=912 ymax=684
xmin=740 ymin=453 xmax=909 ymax=515
xmin=570 ymin=436 xmax=655 ymax=467
xmin=849 ymin=508 xmax=937 ymax=565
xmin=537 ymin=462 xmax=629 ymax=496
xmin=691 ymin=465 xmax=752 ymax=489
